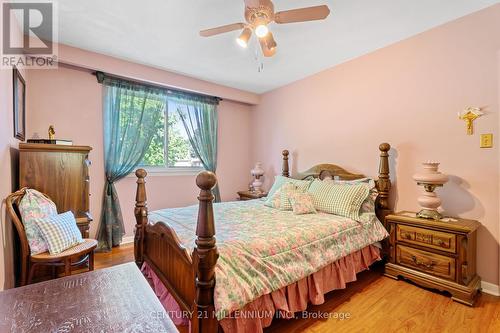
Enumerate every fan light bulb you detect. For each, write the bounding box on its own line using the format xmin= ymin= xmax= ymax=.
xmin=236 ymin=27 xmax=252 ymax=48
xmin=255 ymin=24 xmax=269 ymax=38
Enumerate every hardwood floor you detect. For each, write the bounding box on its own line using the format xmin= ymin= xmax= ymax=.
xmin=95 ymin=244 xmax=500 ymax=333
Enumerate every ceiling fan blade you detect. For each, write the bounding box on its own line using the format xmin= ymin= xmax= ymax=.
xmin=274 ymin=5 xmax=330 ymax=24
xmin=199 ymin=23 xmax=245 ymax=37
xmin=259 ymin=32 xmax=276 ymax=57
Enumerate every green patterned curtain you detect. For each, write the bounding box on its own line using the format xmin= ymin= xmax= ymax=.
xmin=96 ymin=78 xmax=166 ymax=251
xmin=173 ymin=96 xmax=221 ymax=202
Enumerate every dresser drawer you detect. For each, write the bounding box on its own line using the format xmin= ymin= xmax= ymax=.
xmin=396 ymin=224 xmax=456 ymax=253
xmin=396 ymin=245 xmax=455 ymax=280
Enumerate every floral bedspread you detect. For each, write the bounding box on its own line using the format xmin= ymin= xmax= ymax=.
xmin=149 ymin=199 xmax=388 ymax=320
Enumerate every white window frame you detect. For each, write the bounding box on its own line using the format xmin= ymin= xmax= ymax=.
xmin=130 ymin=99 xmax=203 ymax=177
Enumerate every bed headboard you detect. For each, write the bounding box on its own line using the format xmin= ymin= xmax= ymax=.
xmin=281 ymin=143 xmax=392 ymax=222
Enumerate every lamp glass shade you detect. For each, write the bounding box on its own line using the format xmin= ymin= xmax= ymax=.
xmin=263 ymin=32 xmax=277 ymax=50
xmin=236 ymin=28 xmax=252 ymax=48
xmin=413 ymin=162 xmax=449 ymax=220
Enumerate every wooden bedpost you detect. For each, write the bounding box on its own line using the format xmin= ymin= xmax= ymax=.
xmin=282 ymin=150 xmax=290 ymax=177
xmin=134 ymin=169 xmax=148 ymax=268
xmin=376 ymin=143 xmax=391 ymax=221
xmin=193 ymin=171 xmax=219 ymax=333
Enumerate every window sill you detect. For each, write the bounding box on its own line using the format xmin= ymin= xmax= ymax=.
xmin=127 ymin=167 xmax=203 ymax=178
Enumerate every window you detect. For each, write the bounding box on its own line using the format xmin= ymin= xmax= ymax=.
xmin=140 ymin=99 xmax=202 ymax=172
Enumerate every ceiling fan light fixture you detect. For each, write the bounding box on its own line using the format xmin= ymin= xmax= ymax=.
xmin=262 ymin=32 xmax=277 ymax=50
xmin=236 ymin=27 xmax=252 ymax=48
xmin=255 ymin=24 xmax=269 ymax=38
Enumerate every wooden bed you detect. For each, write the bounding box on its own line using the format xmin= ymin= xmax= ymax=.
xmin=133 ymin=143 xmax=392 ymax=333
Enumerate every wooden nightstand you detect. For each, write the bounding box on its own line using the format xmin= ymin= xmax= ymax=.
xmin=384 ymin=211 xmax=481 ymax=306
xmin=237 ymin=190 xmax=267 ymax=201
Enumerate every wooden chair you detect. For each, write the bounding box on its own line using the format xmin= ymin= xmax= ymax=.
xmin=6 ymin=188 xmax=97 ymax=286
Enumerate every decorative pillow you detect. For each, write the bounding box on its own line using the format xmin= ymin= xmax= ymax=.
xmin=34 ymin=211 xmax=84 ymax=255
xmin=264 ymin=189 xmax=282 ymax=208
xmin=307 ymin=179 xmax=370 ymax=220
xmin=279 ymin=182 xmax=301 ymax=211
xmin=266 ymin=176 xmax=312 ymax=200
xmin=265 ymin=176 xmax=312 ymax=209
xmin=19 ymin=189 xmax=58 ymax=255
xmin=289 ymin=192 xmax=317 ymax=215
xmin=332 ymin=178 xmax=378 ymax=214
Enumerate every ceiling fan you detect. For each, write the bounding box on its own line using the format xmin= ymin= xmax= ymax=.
xmin=199 ymin=0 xmax=330 ymax=57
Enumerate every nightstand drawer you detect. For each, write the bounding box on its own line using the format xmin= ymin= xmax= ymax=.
xmin=396 ymin=224 xmax=456 ymax=253
xmin=396 ymin=245 xmax=455 ymax=280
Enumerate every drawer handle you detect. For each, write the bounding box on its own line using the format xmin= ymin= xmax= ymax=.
xmin=437 ymin=239 xmax=449 ymax=248
xmin=402 ymin=232 xmax=412 ymax=240
xmin=411 ymin=255 xmax=436 ymax=270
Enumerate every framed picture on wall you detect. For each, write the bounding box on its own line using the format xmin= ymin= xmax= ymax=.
xmin=13 ymin=67 xmax=26 ymax=141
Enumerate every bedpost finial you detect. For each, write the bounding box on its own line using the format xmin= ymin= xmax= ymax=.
xmin=196 ymin=171 xmax=217 ymax=191
xmin=135 ymin=168 xmax=147 ymax=179
xmin=282 ymin=150 xmax=289 ymax=157
xmin=379 ymin=143 xmax=390 ymax=152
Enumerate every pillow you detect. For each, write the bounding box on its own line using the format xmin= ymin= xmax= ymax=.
xmin=265 ymin=176 xmax=312 ymax=208
xmin=35 ymin=211 xmax=84 ymax=255
xmin=279 ymin=183 xmax=301 ymax=211
xmin=264 ymin=189 xmax=282 ymax=209
xmin=266 ymin=176 xmax=312 ymax=199
xmin=332 ymin=178 xmax=378 ymax=214
xmin=307 ymin=179 xmax=370 ymax=220
xmin=19 ymin=189 xmax=58 ymax=255
xmin=289 ymin=192 xmax=317 ymax=215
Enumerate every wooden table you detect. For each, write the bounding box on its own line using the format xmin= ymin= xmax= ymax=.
xmin=0 ymin=262 xmax=179 ymax=332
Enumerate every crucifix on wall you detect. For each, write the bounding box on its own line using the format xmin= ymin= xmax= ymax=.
xmin=458 ymin=107 xmax=483 ymax=135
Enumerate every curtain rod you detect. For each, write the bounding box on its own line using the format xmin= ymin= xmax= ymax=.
xmin=92 ymin=71 xmax=222 ymax=102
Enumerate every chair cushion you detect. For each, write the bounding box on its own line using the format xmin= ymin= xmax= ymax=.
xmin=35 ymin=211 xmax=84 ymax=255
xmin=19 ymin=189 xmax=57 ymax=255
xmin=31 ymin=239 xmax=97 ymax=260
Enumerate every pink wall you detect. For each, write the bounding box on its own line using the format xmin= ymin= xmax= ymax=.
xmin=27 ymin=65 xmax=254 ymax=239
xmin=0 ymin=67 xmax=26 ymax=291
xmin=57 ymin=44 xmax=259 ymax=105
xmin=0 ymin=0 xmax=27 ymax=289
xmin=252 ymin=5 xmax=500 ymax=285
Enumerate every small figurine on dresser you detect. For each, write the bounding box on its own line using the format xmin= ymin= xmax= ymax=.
xmin=48 ymin=125 xmax=55 ymax=140
xmin=27 ymin=125 xmax=73 ymax=145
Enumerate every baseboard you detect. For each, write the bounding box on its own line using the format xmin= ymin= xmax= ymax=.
xmin=121 ymin=235 xmax=135 ymax=245
xmin=481 ymin=281 xmax=500 ymax=296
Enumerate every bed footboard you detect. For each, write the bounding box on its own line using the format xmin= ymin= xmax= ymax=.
xmin=134 ymin=169 xmax=219 ymax=333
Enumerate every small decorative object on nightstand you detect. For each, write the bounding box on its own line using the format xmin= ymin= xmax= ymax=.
xmin=384 ymin=211 xmax=481 ymax=306
xmin=237 ymin=190 xmax=267 ymax=201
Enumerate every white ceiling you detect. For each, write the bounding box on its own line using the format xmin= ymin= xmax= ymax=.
xmin=46 ymin=0 xmax=499 ymax=93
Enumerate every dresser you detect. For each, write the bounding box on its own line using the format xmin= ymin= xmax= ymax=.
xmin=19 ymin=143 xmax=92 ymax=237
xmin=384 ymin=211 xmax=481 ymax=305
